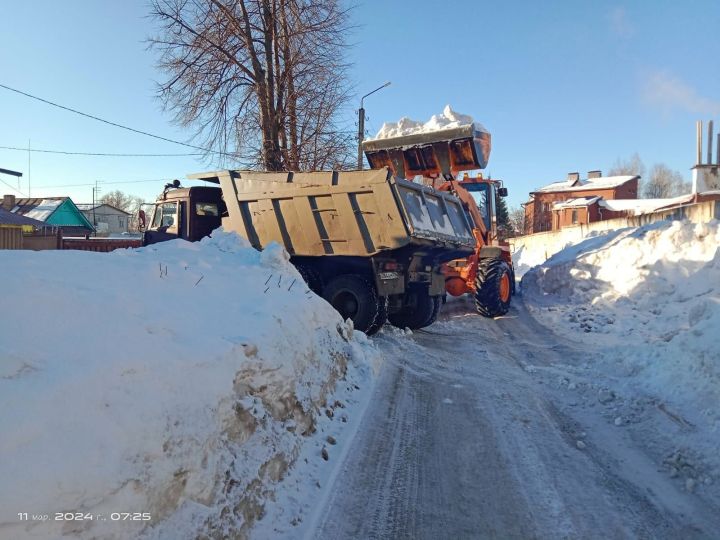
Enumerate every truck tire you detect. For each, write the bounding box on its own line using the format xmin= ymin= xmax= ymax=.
xmin=295 ymin=264 xmax=323 ymax=294
xmin=475 ymin=258 xmax=512 ymax=317
xmin=388 ymin=289 xmax=438 ymax=330
xmin=322 ymin=274 xmax=383 ymax=335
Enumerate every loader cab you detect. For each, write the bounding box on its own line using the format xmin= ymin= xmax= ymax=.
xmin=144 ymin=183 xmax=224 ymax=245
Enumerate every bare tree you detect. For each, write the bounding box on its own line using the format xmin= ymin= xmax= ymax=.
xmin=643 ymin=164 xmax=690 ymax=198
xmin=509 ymin=206 xmax=526 ymax=236
xmin=100 ymin=190 xmax=144 ymax=213
xmin=148 ymin=0 xmax=354 ymax=171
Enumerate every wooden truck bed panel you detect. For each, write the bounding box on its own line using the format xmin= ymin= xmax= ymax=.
xmin=213 ymin=168 xmax=475 ymax=257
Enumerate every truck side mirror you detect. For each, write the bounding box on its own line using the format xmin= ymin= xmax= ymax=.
xmin=498 ymin=187 xmax=508 ymax=197
xmin=138 ymin=209 xmax=147 ymax=231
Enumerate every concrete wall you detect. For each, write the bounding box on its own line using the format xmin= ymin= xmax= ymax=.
xmin=510 ymin=199 xmax=719 ymax=265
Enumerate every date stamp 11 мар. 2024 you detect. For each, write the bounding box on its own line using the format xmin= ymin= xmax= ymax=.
xmin=18 ymin=512 xmax=152 ymax=522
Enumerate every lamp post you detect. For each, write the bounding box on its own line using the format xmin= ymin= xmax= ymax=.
xmin=357 ymin=81 xmax=391 ymax=170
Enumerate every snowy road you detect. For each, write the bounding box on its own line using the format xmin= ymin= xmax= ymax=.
xmin=308 ymin=298 xmax=720 ymax=539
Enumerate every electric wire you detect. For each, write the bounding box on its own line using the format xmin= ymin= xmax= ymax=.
xmin=0 ymin=82 xmax=238 ymax=158
xmin=0 ymin=145 xmax=202 ymax=157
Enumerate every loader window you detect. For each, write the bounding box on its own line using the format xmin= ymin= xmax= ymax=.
xmin=464 ymin=183 xmax=493 ymax=231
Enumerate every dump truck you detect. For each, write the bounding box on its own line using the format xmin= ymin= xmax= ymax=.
xmin=363 ymin=122 xmax=515 ymax=317
xmin=142 ymin=168 xmax=477 ymax=334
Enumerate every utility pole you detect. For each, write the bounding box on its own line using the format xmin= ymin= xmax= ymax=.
xmin=357 ymin=81 xmax=391 ymax=170
xmin=92 ymin=180 xmax=101 ymax=237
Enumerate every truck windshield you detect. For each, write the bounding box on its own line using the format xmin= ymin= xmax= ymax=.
xmin=151 ymin=202 xmax=178 ymax=228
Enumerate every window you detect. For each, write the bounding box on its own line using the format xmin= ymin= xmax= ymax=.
xmin=571 ymin=209 xmax=578 ymax=224
xmin=195 ymin=202 xmax=219 ymax=216
xmin=151 ymin=202 xmax=177 ymax=228
xmin=542 ymin=202 xmax=551 ymax=213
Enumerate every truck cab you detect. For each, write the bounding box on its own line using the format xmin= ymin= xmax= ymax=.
xmin=144 ymin=183 xmax=224 ymax=245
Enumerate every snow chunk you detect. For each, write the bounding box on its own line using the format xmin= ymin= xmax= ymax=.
xmin=370 ymin=104 xmax=487 ymax=140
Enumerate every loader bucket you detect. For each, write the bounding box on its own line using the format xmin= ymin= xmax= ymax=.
xmin=362 ymin=124 xmax=491 ymax=180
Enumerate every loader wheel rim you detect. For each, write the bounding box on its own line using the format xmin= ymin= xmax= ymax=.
xmin=499 ymin=273 xmax=511 ymax=303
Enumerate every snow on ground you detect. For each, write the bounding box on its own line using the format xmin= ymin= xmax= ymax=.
xmin=0 ymin=229 xmax=381 ymax=540
xmin=370 ymin=104 xmax=487 ymax=140
xmin=522 ymin=220 xmax=720 ymax=483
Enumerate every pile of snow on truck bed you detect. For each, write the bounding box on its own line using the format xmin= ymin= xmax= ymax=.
xmin=0 ymin=230 xmax=380 ymax=539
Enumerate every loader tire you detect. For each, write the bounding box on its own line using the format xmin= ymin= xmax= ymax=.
xmin=388 ymin=289 xmax=438 ymax=330
xmin=322 ymin=274 xmax=383 ymax=335
xmin=475 ymin=258 xmax=512 ymax=318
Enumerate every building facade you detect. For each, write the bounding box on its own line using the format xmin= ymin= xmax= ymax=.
xmin=522 ymin=171 xmax=639 ymax=233
xmin=76 ymin=204 xmax=131 ymax=235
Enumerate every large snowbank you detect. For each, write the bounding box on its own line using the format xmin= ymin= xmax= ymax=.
xmin=370 ymin=104 xmax=487 ymax=140
xmin=522 ymin=220 xmax=720 ymax=432
xmin=0 ymin=230 xmax=380 ymax=539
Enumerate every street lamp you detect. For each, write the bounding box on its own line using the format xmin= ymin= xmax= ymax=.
xmin=357 ymin=81 xmax=391 ymax=170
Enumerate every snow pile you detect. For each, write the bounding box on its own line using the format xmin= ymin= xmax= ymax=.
xmin=522 ymin=220 xmax=720 ymax=431
xmin=0 ymin=230 xmax=380 ymax=539
xmin=371 ymin=104 xmax=487 ymax=140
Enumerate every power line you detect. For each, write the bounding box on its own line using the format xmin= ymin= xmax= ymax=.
xmin=0 ymin=177 xmax=27 ymax=197
xmin=0 ymin=145 xmax=203 ymax=157
xmin=0 ymin=82 xmax=238 ymax=158
xmin=32 ymin=178 xmax=175 ymax=189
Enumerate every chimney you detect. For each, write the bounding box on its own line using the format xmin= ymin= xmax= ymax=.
xmin=587 ymin=170 xmax=602 ymax=179
xmin=567 ymin=172 xmax=580 ymax=183
xmin=696 ymin=120 xmax=703 ymax=165
xmin=2 ymin=194 xmax=16 ymax=211
xmin=708 ymin=120 xmax=714 ymax=165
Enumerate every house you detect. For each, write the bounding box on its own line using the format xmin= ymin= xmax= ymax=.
xmin=76 ymin=203 xmax=131 ymax=235
xmin=0 ymin=205 xmax=46 ymax=249
xmin=2 ymin=194 xmax=95 ymax=237
xmin=522 ymin=171 xmax=639 ymax=233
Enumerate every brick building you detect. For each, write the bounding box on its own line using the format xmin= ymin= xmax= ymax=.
xmin=522 ymin=171 xmax=639 ymax=233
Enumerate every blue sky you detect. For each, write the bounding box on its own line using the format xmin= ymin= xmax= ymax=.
xmin=1 ymin=0 xmax=719 ymax=209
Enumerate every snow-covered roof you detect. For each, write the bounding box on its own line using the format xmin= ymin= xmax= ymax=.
xmin=369 ymin=105 xmax=488 ymax=140
xmin=75 ymin=203 xmax=130 ymax=214
xmin=599 ymin=194 xmax=693 ymax=215
xmin=534 ymin=175 xmax=638 ymax=194
xmin=553 ymin=196 xmax=600 ymax=210
xmin=23 ymin=199 xmax=62 ymax=221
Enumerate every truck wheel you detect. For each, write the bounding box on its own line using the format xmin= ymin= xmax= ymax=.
xmin=475 ymin=258 xmax=512 ymax=317
xmin=295 ymin=264 xmax=323 ymax=294
xmin=388 ymin=289 xmax=437 ymax=330
xmin=322 ymin=275 xmax=383 ymax=335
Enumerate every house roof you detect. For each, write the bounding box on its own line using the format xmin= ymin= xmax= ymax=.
xmin=76 ymin=203 xmax=131 ymax=215
xmin=533 ymin=175 xmax=638 ymax=194
xmin=12 ymin=197 xmax=94 ymax=230
xmin=0 ymin=206 xmax=47 ymax=227
xmin=552 ymin=196 xmax=601 ymax=210
xmin=599 ymin=194 xmax=694 ymax=215
xmin=13 ymin=197 xmax=64 ymax=221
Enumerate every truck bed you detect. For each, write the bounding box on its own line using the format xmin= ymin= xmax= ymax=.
xmin=188 ymin=168 xmax=475 ymax=258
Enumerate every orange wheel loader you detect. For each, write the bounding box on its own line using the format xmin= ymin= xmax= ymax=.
xmin=363 ymin=122 xmax=515 ymax=317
